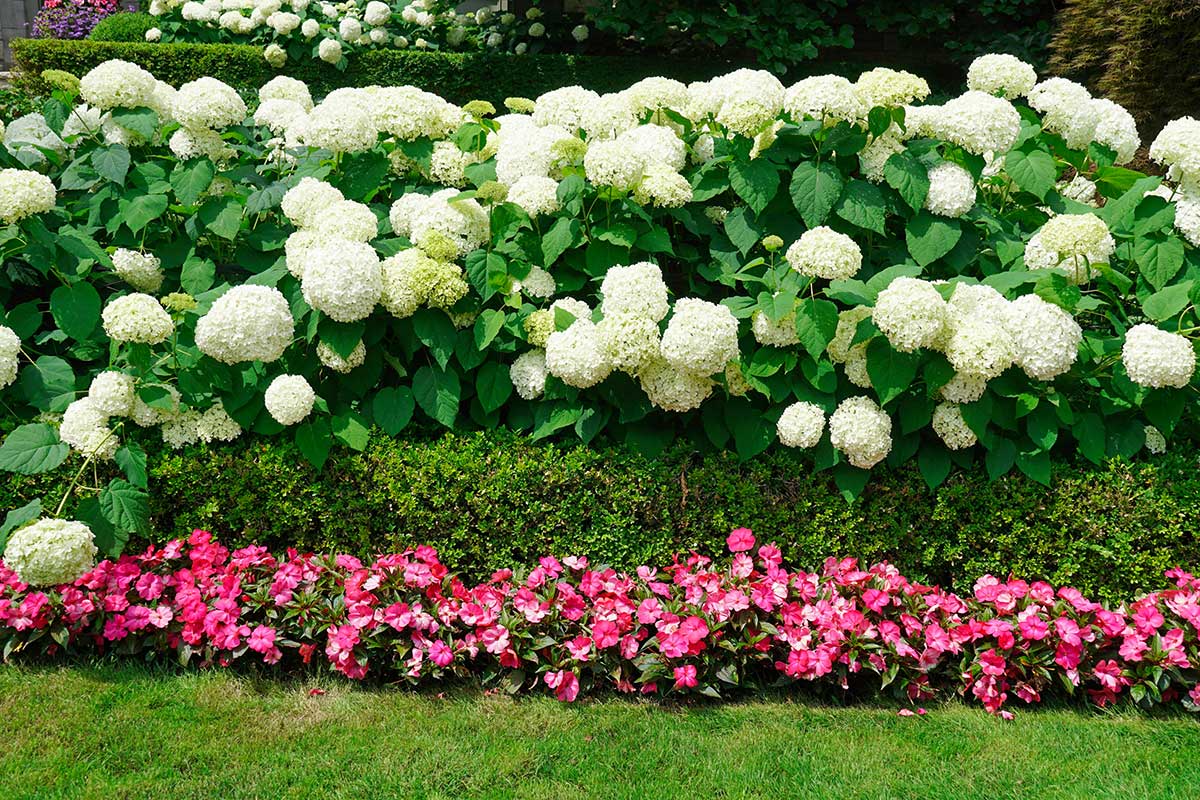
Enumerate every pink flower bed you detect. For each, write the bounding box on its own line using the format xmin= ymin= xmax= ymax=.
xmin=2 ymin=527 xmax=1198 ymax=716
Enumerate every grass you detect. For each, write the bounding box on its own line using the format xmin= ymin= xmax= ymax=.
xmin=1 ymin=664 xmax=1199 ymax=799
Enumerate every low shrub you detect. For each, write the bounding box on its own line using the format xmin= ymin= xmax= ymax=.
xmin=88 ymin=11 xmax=157 ymax=43
xmin=2 ymin=428 xmax=1196 ymax=603
xmin=2 ymin=528 xmax=1197 ymax=716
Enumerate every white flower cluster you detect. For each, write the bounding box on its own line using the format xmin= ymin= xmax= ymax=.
xmin=264 ymin=374 xmax=316 ymax=425
xmin=380 ymin=247 xmax=468 ymax=318
xmin=102 ymin=294 xmax=175 ymax=344
xmin=0 ymin=169 xmax=56 ymax=224
xmin=510 ymin=349 xmax=548 ymax=399
xmin=931 ymin=403 xmax=977 ymax=450
xmin=785 ymin=226 xmax=862 ymax=280
xmin=659 ymin=298 xmax=740 ymax=377
xmin=389 ymin=188 xmax=489 ymax=258
xmin=784 ymin=75 xmax=867 ymax=124
xmin=829 ymin=396 xmax=892 ymax=468
xmin=924 ymin=162 xmax=976 ymax=218
xmin=1121 ymin=324 xmax=1196 ymax=389
xmin=60 ymin=396 xmax=119 ymax=460
xmin=194 ymin=285 xmax=294 ymax=364
xmin=1150 ymin=117 xmax=1200 ymax=191
xmin=776 ymin=401 xmax=825 ymax=448
xmin=79 ymin=60 xmax=157 ymax=111
xmin=111 ymin=249 xmax=164 ymax=293
xmin=1028 ymin=78 xmax=1140 ymax=163
xmin=3 ymin=518 xmax=97 ymax=586
xmin=872 ymin=277 xmax=948 ymax=352
xmin=966 ymin=54 xmax=1038 ymax=99
xmin=1023 ymin=213 xmax=1115 ymax=283
xmin=0 ymin=325 xmax=19 ymax=389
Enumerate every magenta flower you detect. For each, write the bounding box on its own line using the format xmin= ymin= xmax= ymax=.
xmin=726 ymin=528 xmax=756 ymax=553
xmin=673 ymin=664 xmax=698 ymax=689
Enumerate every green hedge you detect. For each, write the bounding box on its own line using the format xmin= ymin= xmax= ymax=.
xmin=88 ymin=11 xmax=157 ymax=43
xmin=2 ymin=428 xmax=1195 ymax=603
xmin=10 ymin=38 xmax=735 ymax=105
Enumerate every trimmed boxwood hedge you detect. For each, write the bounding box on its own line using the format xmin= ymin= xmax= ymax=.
xmin=1 ymin=427 xmax=1195 ymax=603
xmin=10 ymin=37 xmax=735 ymax=105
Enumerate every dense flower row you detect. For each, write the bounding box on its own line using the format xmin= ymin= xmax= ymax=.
xmin=142 ymin=0 xmax=586 ymax=66
xmin=1 ymin=525 xmax=1198 ymax=716
xmin=1 ymin=53 xmax=1198 ymax=547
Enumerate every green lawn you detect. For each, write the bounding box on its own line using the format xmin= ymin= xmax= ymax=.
xmin=1 ymin=665 xmax=1198 ymax=799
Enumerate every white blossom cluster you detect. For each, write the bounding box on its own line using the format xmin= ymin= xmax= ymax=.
xmin=194 ymin=285 xmax=294 ymax=364
xmin=776 ymin=401 xmax=825 ymax=448
xmin=0 ymin=325 xmax=19 ymax=389
xmin=931 ymin=403 xmax=977 ymax=450
xmin=966 ymin=53 xmax=1038 ymax=99
xmin=102 ymin=294 xmax=175 ymax=344
xmin=829 ymin=396 xmax=892 ymax=468
xmin=264 ymin=374 xmax=316 ymax=425
xmin=389 ymin=188 xmax=489 ymax=258
xmin=1023 ymin=213 xmax=1115 ymax=283
xmin=3 ymin=518 xmax=97 ymax=586
xmin=785 ymin=226 xmax=862 ymax=280
xmin=1121 ymin=324 xmax=1196 ymax=389
xmin=0 ymin=169 xmax=56 ymax=224
xmin=111 ymin=249 xmax=165 ymax=293
xmin=379 ymin=247 xmax=468 ymax=318
xmin=1028 ymin=77 xmax=1140 ymax=163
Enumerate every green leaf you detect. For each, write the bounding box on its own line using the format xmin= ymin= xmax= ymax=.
xmin=1015 ymin=449 xmax=1051 ymax=486
xmin=865 ymin=338 xmax=920 ymax=405
xmin=119 ymin=193 xmax=168 ymax=233
xmin=1133 ymin=235 xmax=1185 ymax=291
xmin=170 ymin=159 xmax=216 ymax=206
xmin=99 ymin=479 xmax=150 ymax=535
xmin=198 ymin=197 xmax=244 ymax=241
xmin=18 ymin=356 xmax=75 ymax=412
xmin=1033 ymin=272 xmax=1081 ymax=311
xmin=884 ymin=151 xmax=929 ymax=210
xmin=1073 ymin=412 xmax=1106 ymax=465
xmin=1142 ymin=281 xmax=1193 ymax=321
xmin=42 ymin=97 xmax=70 ymax=136
xmin=317 ymin=318 xmax=366 ymax=360
xmin=729 ymin=158 xmax=779 ymax=215
xmin=726 ymin=398 xmax=773 ymax=460
xmin=76 ymin=496 xmax=126 ymax=558
xmin=905 ymin=211 xmax=961 ymax=267
xmin=0 ymin=499 xmax=41 ymax=555
xmin=181 ymin=256 xmax=217 ymax=295
xmin=475 ymin=362 xmax=512 ymax=413
xmin=412 ymin=309 xmax=458 ymax=369
xmin=789 ymin=161 xmax=843 ymax=228
xmin=834 ymin=179 xmax=887 ymax=235
xmin=336 ymin=151 xmax=389 ymax=200
xmin=1005 ymin=147 xmax=1056 ymax=199
xmin=295 ymin=417 xmax=332 ymax=470
xmin=114 ymin=441 xmax=148 ymax=489
xmin=371 ymin=386 xmax=415 ymax=436
xmin=332 ymin=411 xmax=370 ymax=451
xmin=245 ymin=180 xmax=291 ymax=216
xmin=542 ymin=217 xmax=583 ymax=267
xmin=110 ymin=107 xmax=159 ymax=141
xmin=91 ymin=144 xmax=131 ymax=185
xmin=50 ymin=282 xmax=101 ymax=341
xmin=984 ymin=437 xmax=1017 ymax=479
xmin=413 ymin=366 xmax=461 ymax=427
xmin=918 ymin=444 xmax=951 ymax=489
xmin=793 ymin=298 xmax=839 ymax=359
xmin=473 ymin=309 xmax=506 ymax=350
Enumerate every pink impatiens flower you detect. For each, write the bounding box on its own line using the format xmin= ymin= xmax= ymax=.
xmin=673 ymin=664 xmax=698 ymax=690
xmin=544 ymin=670 xmax=579 ymax=702
xmin=726 ymin=528 xmax=756 ymax=553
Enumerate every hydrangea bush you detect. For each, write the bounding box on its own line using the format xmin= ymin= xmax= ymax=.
xmin=140 ymin=0 xmax=584 ymax=68
xmin=2 ymin=526 xmax=1199 ymax=717
xmin=0 ymin=54 xmax=1198 ymax=554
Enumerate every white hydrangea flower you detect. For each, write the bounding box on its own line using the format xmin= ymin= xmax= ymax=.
xmin=597 ymin=313 xmax=662 ymax=374
xmin=388 ymin=188 xmax=489 ymax=257
xmin=829 ymin=396 xmax=893 ymax=469
xmin=872 ymin=277 xmax=948 ymax=352
xmin=827 ymin=306 xmax=872 ymax=363
xmin=510 ymin=350 xmax=548 ymax=399
xmin=943 ymin=317 xmax=1015 ymax=380
xmin=776 ymin=401 xmax=825 ymax=448
xmin=855 ymin=67 xmax=930 ymax=108
xmin=703 ymin=69 xmax=785 ymax=137
xmin=196 ymin=402 xmax=242 ymax=443
xmin=507 ymin=175 xmax=561 ymax=216
xmin=1002 ymin=294 xmax=1082 ymax=380
xmin=318 ymin=38 xmax=344 ymax=64
xmin=3 ymin=518 xmax=97 ymax=586
xmin=131 ymin=385 xmax=180 ymax=428
xmin=87 ymin=371 xmax=135 ymax=417
xmin=925 ymin=162 xmax=976 ymax=218
xmin=783 ymin=74 xmax=867 ymax=124
xmin=1121 ymin=324 xmax=1196 ymax=389
xmin=0 ymin=325 xmax=20 ymax=388
xmin=632 ymin=164 xmax=693 ymax=208
xmin=254 ymin=98 xmax=309 ymax=135
xmin=0 ymin=169 xmax=56 ymax=224
xmin=194 ymin=285 xmax=294 ymax=364
xmin=1144 ymin=425 xmax=1167 ymax=455
xmin=930 ymin=402 xmax=976 ymax=450
xmin=300 ymin=240 xmax=383 ymax=323
xmin=428 ymin=140 xmax=477 ymax=187
xmin=937 ymin=91 xmax=1021 ymax=156
xmin=101 ymin=293 xmax=174 ymax=344
xmin=1150 ymin=117 xmax=1200 ymax=189
xmin=172 ymin=77 xmax=247 ymax=130
xmin=638 ymin=358 xmax=713 ymax=412
xmin=1023 ymin=213 xmax=1115 ymax=283
xmin=966 ymin=54 xmax=1037 ymax=99
xmin=364 ymin=1 xmax=391 ymax=26
xmin=940 ymin=371 xmax=988 ymax=403
xmin=323 ymin=199 xmax=379 ymax=242
xmin=600 ymin=262 xmax=670 ymax=322
xmin=579 ymin=92 xmax=639 ymax=141
xmin=264 ymin=374 xmax=316 ymax=426
xmin=111 ymin=249 xmax=163 ymax=293
xmin=1028 ymin=78 xmax=1099 ymax=150
xmin=545 ymin=319 xmax=612 ymax=388
xmin=282 ymin=177 xmax=344 ymax=229
xmin=785 ymin=226 xmax=863 ymax=280
xmin=317 ymin=340 xmax=366 ymax=373
xmin=584 ymin=139 xmax=643 ymax=190
xmin=1058 ymin=175 xmax=1098 ymax=206
xmin=532 ymin=86 xmax=601 ymax=131
xmin=659 ymin=298 xmax=740 ymax=376
xmin=258 ymin=75 xmax=313 ymax=111
xmin=59 ymin=397 xmax=119 ymax=460
xmin=858 ymin=135 xmax=906 ymax=183
xmin=79 ymin=60 xmax=157 ymax=110
xmin=304 ymin=93 xmax=377 ymax=153
xmin=751 ymin=309 xmax=799 ymax=348
xmin=1091 ymin=99 xmax=1140 ymax=165
xmin=168 ymin=127 xmax=232 ymax=162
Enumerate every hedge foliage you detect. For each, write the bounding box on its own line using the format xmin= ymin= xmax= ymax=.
xmin=1 ymin=427 xmax=1194 ymax=603
xmin=1049 ymin=0 xmax=1200 ymax=137
xmin=11 ymin=37 xmax=733 ymax=104
xmin=87 ymin=11 xmax=157 ymax=43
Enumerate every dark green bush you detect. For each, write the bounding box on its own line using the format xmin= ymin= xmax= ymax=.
xmin=2 ymin=427 xmax=1194 ymax=603
xmin=1050 ymin=0 xmax=1200 ymax=138
xmin=88 ymin=12 xmax=157 ymax=43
